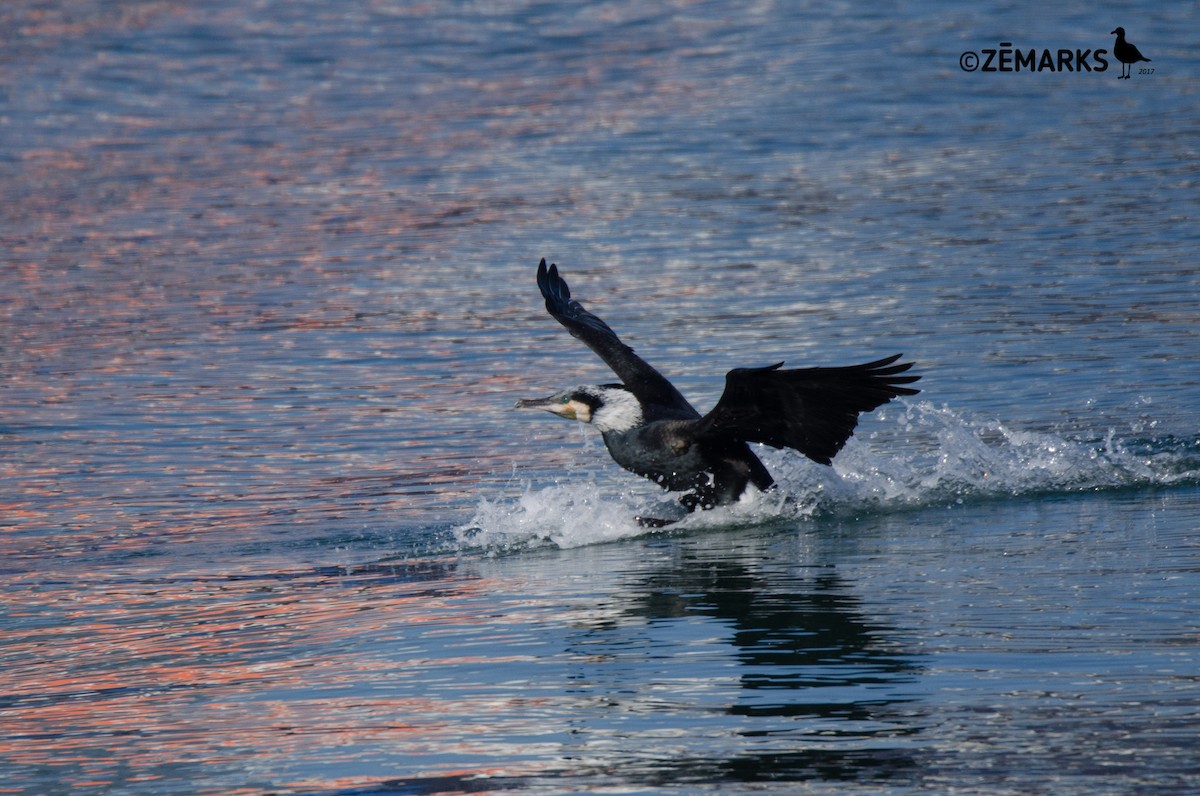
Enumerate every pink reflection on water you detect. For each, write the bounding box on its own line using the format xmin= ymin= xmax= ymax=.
xmin=0 ymin=560 xmax=570 ymax=793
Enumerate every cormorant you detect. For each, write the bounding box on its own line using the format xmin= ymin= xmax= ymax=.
xmin=1111 ymin=27 xmax=1151 ymax=79
xmin=516 ymin=260 xmax=921 ymax=520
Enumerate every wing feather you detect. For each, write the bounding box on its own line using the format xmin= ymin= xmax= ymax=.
xmin=695 ymin=354 xmax=921 ymax=465
xmin=536 ymin=259 xmax=696 ymax=417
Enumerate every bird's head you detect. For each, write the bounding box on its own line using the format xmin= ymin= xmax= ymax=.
xmin=515 ymin=384 xmax=643 ymax=432
xmin=1111 ymin=27 xmax=1125 ymax=36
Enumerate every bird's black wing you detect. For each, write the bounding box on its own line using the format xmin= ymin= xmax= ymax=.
xmin=694 ymin=354 xmax=921 ymax=465
xmin=536 ymin=259 xmax=696 ymax=416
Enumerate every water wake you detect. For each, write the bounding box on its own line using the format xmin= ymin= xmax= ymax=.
xmin=455 ymin=403 xmax=1200 ymax=552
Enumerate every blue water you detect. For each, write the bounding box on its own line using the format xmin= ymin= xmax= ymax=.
xmin=3 ymin=1 xmax=1199 ymax=794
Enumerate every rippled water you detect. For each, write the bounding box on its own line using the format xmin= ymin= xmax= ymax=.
xmin=3 ymin=1 xmax=1199 ymax=794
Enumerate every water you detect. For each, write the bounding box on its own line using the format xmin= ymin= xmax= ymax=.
xmin=2 ymin=1 xmax=1199 ymax=793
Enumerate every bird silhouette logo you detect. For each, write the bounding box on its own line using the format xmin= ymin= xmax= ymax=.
xmin=1111 ymin=27 xmax=1151 ymax=79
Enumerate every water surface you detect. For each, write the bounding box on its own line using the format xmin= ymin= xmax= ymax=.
xmin=2 ymin=1 xmax=1199 ymax=794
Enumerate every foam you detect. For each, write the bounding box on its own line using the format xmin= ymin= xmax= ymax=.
xmin=454 ymin=402 xmax=1200 ymax=552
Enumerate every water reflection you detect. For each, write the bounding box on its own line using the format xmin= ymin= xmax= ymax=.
xmin=0 ymin=531 xmax=929 ymax=794
xmin=585 ymin=548 xmax=924 ymax=787
xmin=0 ymin=558 xmax=489 ymax=795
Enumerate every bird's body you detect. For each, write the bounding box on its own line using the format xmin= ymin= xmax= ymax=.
xmin=602 ymin=408 xmax=775 ymax=511
xmin=1111 ymin=27 xmax=1150 ymax=79
xmin=517 ymin=260 xmax=920 ymax=518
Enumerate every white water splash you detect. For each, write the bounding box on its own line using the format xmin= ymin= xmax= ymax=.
xmin=455 ymin=402 xmax=1200 ymax=552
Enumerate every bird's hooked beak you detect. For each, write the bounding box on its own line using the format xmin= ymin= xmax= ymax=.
xmin=514 ymin=392 xmax=590 ymax=422
xmin=515 ymin=393 xmax=576 ymax=420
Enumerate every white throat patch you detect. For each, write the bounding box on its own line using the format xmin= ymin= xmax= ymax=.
xmin=590 ymin=387 xmax=644 ymax=433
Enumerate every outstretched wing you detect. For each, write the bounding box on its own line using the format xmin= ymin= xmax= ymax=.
xmin=695 ymin=354 xmax=921 ymax=465
xmin=536 ymin=259 xmax=696 ymax=417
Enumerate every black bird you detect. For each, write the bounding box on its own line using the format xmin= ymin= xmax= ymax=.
xmin=1111 ymin=27 xmax=1151 ymax=79
xmin=516 ymin=260 xmax=920 ymax=519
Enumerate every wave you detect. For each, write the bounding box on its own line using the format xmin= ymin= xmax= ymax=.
xmin=454 ymin=402 xmax=1200 ymax=552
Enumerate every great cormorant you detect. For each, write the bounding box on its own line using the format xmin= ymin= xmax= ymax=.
xmin=516 ymin=260 xmax=920 ymax=519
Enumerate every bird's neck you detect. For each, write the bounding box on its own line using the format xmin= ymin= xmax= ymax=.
xmin=592 ymin=389 xmax=644 ymax=433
